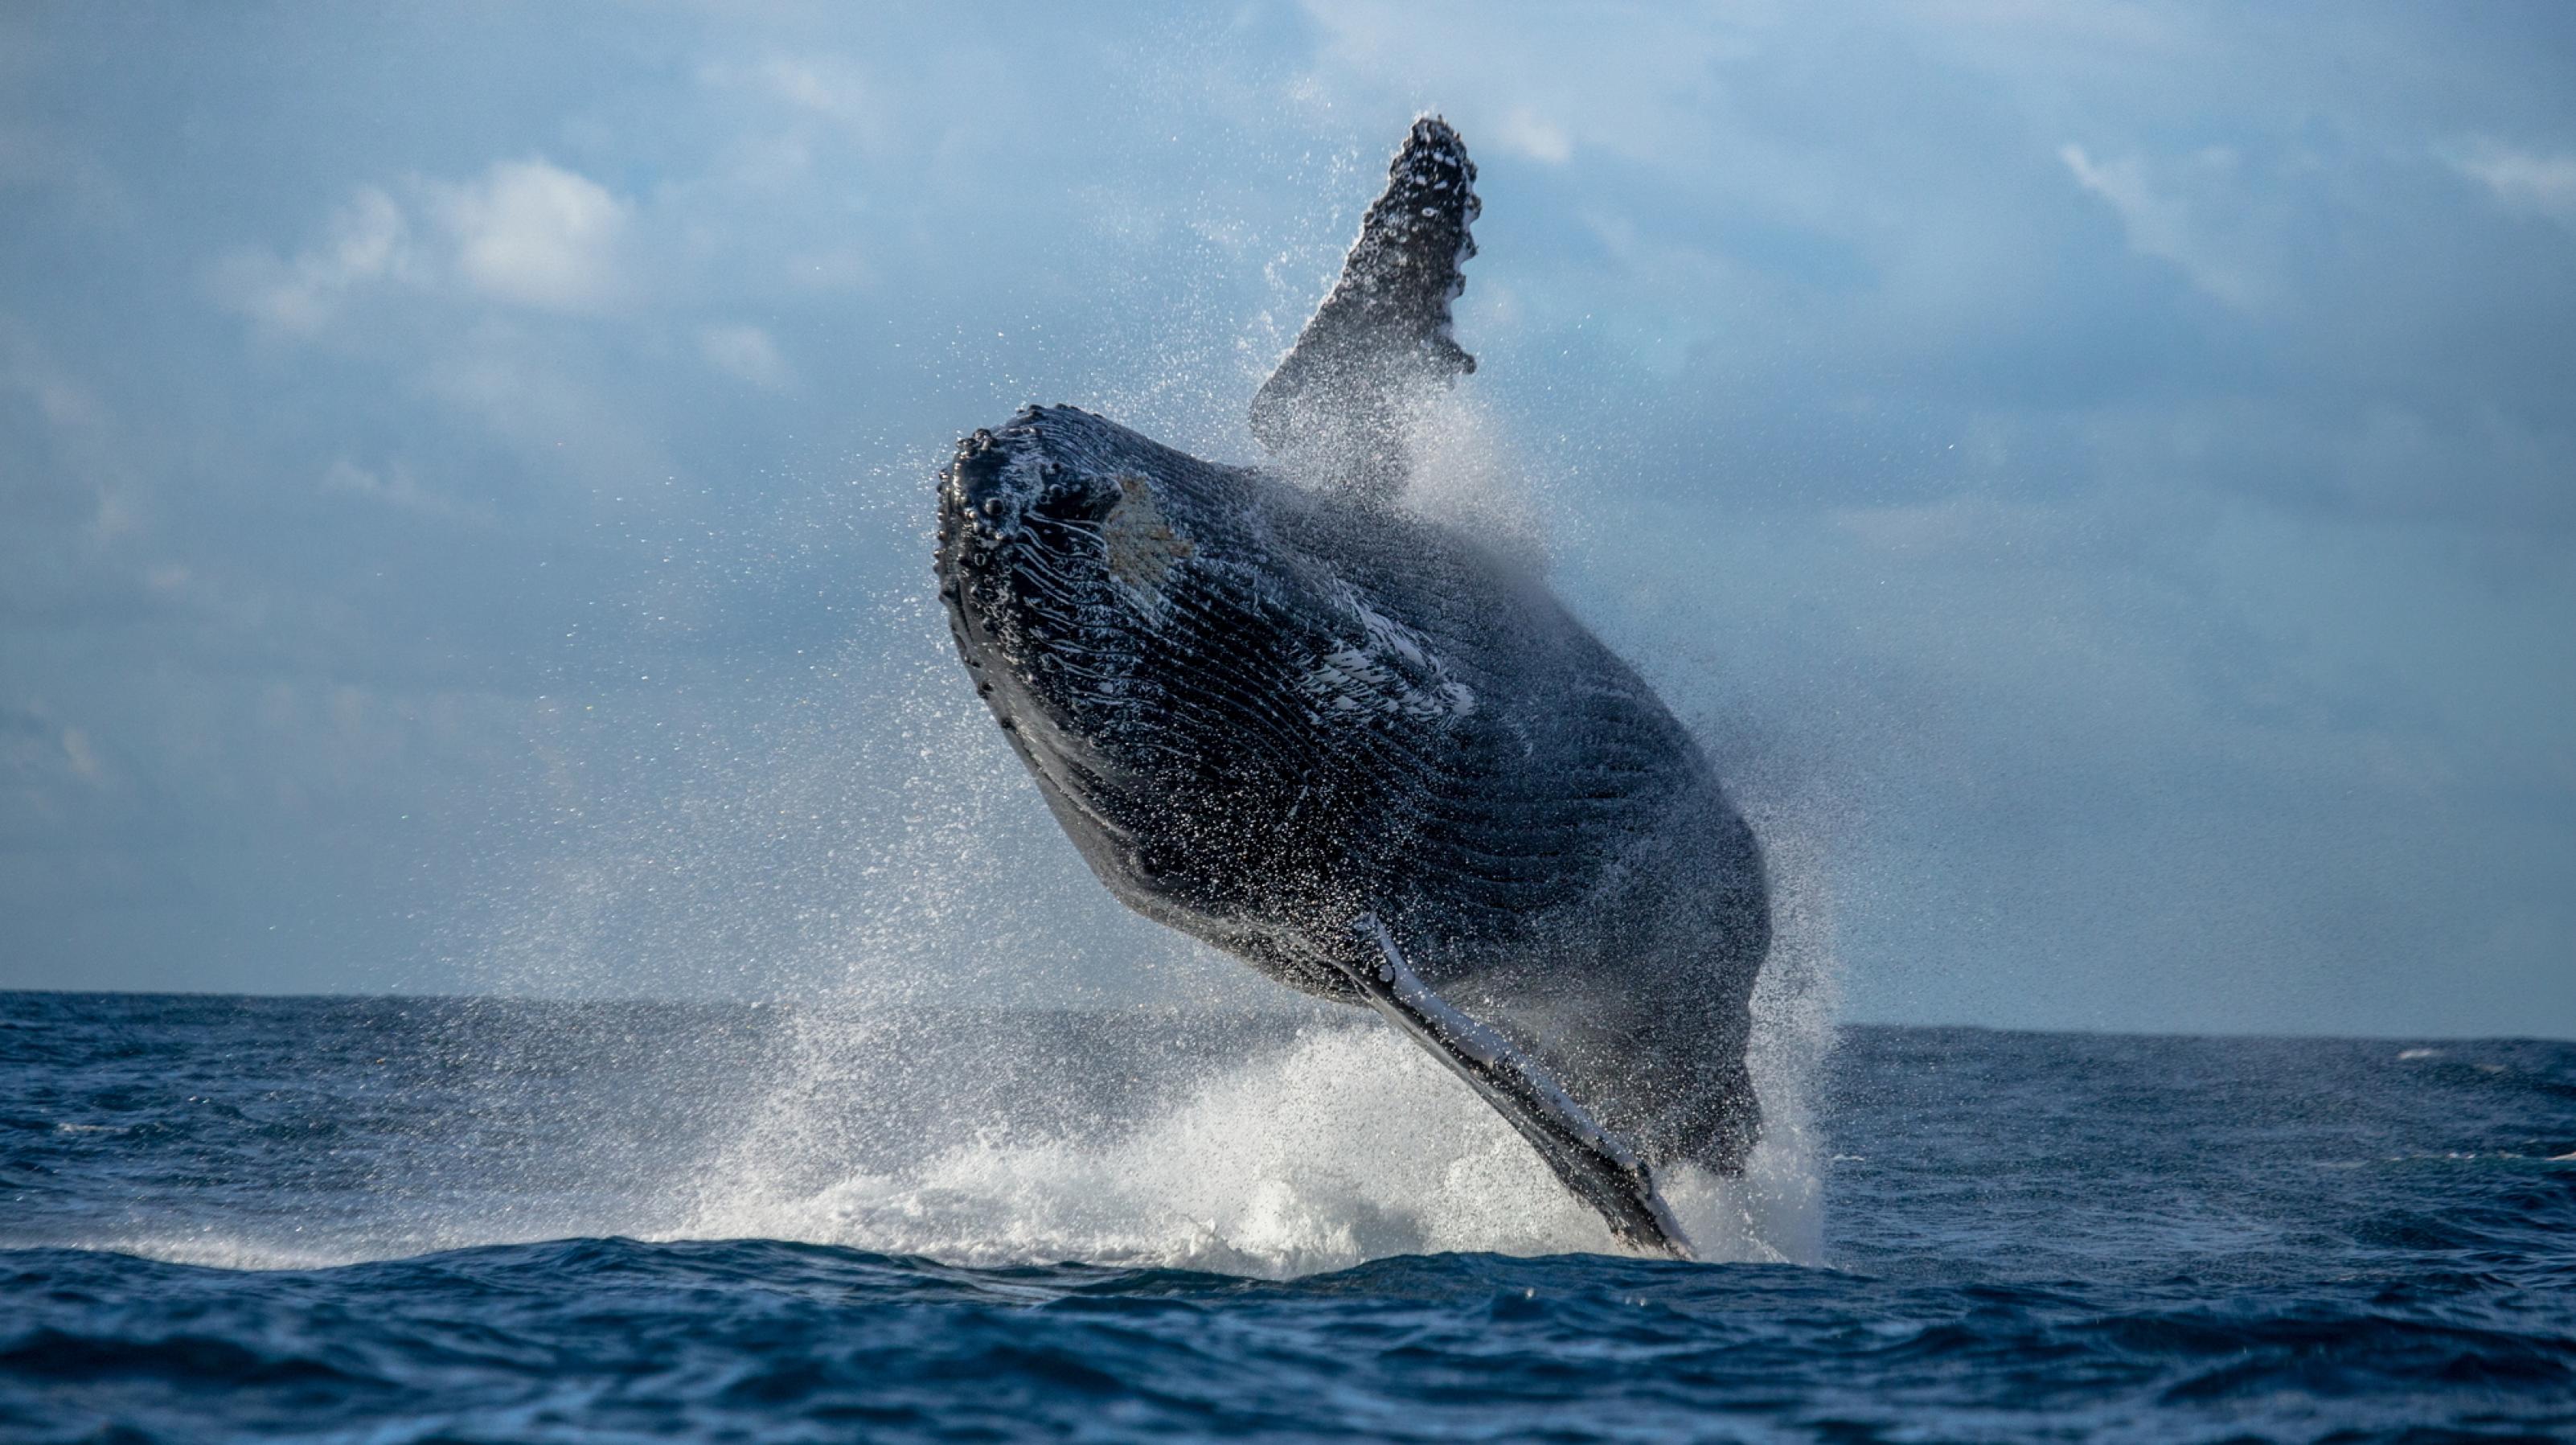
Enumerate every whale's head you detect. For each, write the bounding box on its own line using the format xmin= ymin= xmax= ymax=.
xmin=933 ymin=403 xmax=1487 ymax=971
xmin=936 ymin=404 xmax=1219 ymax=726
xmin=934 ymin=406 xmax=1278 ymax=915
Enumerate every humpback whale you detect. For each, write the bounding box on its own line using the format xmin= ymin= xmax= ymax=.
xmin=934 ymin=119 xmax=1767 ymax=1257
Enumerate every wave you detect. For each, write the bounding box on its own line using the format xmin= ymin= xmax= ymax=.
xmin=11 ymin=1237 xmax=2570 ymax=1445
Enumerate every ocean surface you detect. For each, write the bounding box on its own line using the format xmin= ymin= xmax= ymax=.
xmin=3 ymin=990 xmax=2570 ymax=1443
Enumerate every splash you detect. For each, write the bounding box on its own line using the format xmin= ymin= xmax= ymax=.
xmin=682 ymin=1016 xmax=1821 ymax=1279
xmin=444 ymin=400 xmax=1842 ymax=1275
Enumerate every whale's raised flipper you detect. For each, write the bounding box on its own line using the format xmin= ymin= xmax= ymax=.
xmin=1335 ymin=914 xmax=1695 ymax=1260
xmin=1251 ymin=117 xmax=1480 ymax=502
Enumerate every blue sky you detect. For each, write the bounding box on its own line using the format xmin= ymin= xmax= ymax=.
xmin=2 ymin=2 xmax=2570 ymax=1036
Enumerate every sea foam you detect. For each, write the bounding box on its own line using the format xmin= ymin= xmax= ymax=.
xmin=682 ymin=1015 xmax=1822 ymax=1278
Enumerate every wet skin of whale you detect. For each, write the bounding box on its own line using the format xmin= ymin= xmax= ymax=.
xmin=934 ymin=121 xmax=1766 ymax=1255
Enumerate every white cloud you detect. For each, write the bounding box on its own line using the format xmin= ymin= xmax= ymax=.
xmin=420 ymin=341 xmax=682 ymax=501
xmin=2451 ymin=142 xmax=2576 ymax=231
xmin=321 ymin=458 xmax=492 ymax=526
xmin=1298 ymin=0 xmax=1758 ymax=170
xmin=2 ymin=320 xmax=143 ymax=541
xmin=435 ymin=158 xmax=630 ymax=312
xmin=0 ymin=122 xmax=123 ymax=217
xmin=693 ymin=51 xmax=893 ymax=191
xmin=1491 ymin=107 xmax=1572 ymax=165
xmin=216 ymin=158 xmax=630 ymax=335
xmin=59 ymin=725 xmax=105 ymax=784
xmin=3 ymin=321 xmax=109 ymax=433
xmin=2060 ymin=142 xmax=2265 ymax=308
xmin=755 ymin=54 xmax=882 ymax=136
xmin=698 ymin=322 xmax=797 ymax=390
xmin=214 ymin=186 xmax=413 ymax=338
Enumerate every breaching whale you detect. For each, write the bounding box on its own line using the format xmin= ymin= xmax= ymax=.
xmin=933 ymin=119 xmax=1767 ymax=1257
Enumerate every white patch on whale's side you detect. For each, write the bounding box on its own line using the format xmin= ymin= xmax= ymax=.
xmin=1294 ymin=585 xmax=1477 ymax=725
xmin=1100 ymin=474 xmax=1192 ymax=615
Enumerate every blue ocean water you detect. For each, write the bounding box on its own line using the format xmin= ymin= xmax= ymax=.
xmin=3 ymin=991 xmax=2570 ymax=1443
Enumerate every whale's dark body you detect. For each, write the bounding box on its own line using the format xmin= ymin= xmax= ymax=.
xmin=934 ymin=121 xmax=1766 ymax=1254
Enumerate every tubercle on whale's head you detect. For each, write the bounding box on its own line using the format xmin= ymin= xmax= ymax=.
xmin=939 ymin=401 xmax=1234 ymax=581
xmin=936 ymin=404 xmax=1205 ymax=640
xmin=942 ymin=413 xmax=1092 ymax=549
xmin=941 ymin=413 xmax=1105 ymax=688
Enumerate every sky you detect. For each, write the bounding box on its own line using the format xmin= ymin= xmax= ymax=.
xmin=2 ymin=1 xmax=2570 ymax=1037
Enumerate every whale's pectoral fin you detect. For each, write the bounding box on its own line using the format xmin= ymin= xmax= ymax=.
xmin=1250 ymin=117 xmax=1479 ymax=502
xmin=1331 ymin=913 xmax=1696 ymax=1261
